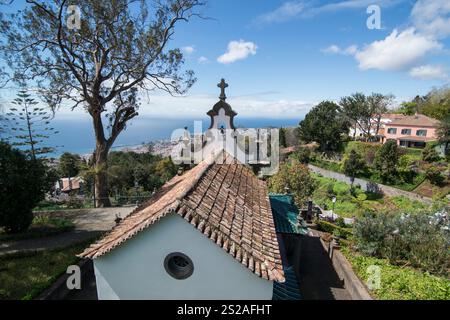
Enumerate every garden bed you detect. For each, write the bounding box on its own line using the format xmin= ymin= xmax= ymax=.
xmin=341 ymin=247 xmax=450 ymax=300
xmin=311 ymin=174 xmax=430 ymax=218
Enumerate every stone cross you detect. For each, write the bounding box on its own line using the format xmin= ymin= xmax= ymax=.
xmin=217 ymin=78 xmax=228 ymax=101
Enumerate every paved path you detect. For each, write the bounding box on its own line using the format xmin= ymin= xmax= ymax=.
xmin=308 ymin=164 xmax=433 ymax=205
xmin=0 ymin=207 xmax=134 ymax=256
xmin=298 ymin=234 xmax=351 ymax=300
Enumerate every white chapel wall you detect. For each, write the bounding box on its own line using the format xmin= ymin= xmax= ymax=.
xmin=93 ymin=213 xmax=274 ymax=300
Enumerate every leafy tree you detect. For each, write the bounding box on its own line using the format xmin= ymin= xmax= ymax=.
xmin=420 ymin=87 xmax=450 ymax=120
xmin=4 ymin=89 xmax=58 ymax=160
xmin=154 ymin=157 xmax=178 ymax=182
xmin=340 ymin=92 xmax=393 ymax=141
xmin=398 ymin=87 xmax=450 ymax=120
xmin=292 ymin=147 xmax=311 ymax=163
xmin=340 ymin=92 xmax=367 ymax=140
xmin=106 ymin=151 xmax=177 ymax=194
xmin=0 ymin=142 xmax=48 ymax=232
xmin=58 ymin=152 xmax=82 ymax=177
xmin=396 ymin=101 xmax=417 ymax=116
xmin=368 ymin=93 xmax=394 ymax=138
xmin=298 ymin=101 xmax=349 ymax=152
xmin=342 ymin=149 xmax=366 ymax=187
xmin=436 ymin=115 xmax=450 ymax=158
xmin=279 ymin=127 xmax=287 ymax=148
xmin=425 ymin=166 xmax=445 ymax=186
xmin=268 ymin=160 xmax=317 ymax=207
xmin=421 ymin=144 xmax=440 ymax=163
xmin=0 ymin=1 xmax=203 ymax=207
xmin=374 ymin=140 xmax=399 ymax=183
xmin=0 ymin=101 xmax=6 ymax=136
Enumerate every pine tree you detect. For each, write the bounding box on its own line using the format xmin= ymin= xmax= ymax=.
xmin=374 ymin=140 xmax=399 ymax=183
xmin=5 ymin=89 xmax=58 ymax=160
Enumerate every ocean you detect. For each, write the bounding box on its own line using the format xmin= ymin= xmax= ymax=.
xmin=48 ymin=116 xmax=301 ymax=156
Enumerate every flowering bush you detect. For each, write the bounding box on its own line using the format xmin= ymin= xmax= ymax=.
xmin=353 ymin=211 xmax=450 ymax=276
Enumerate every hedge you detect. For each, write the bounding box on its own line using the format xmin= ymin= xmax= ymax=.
xmin=316 ymin=220 xmax=353 ymax=239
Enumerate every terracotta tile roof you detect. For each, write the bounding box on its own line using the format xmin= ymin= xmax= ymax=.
xmin=79 ymin=152 xmax=285 ymax=283
xmin=388 ymin=114 xmax=440 ymax=127
xmin=60 ymin=177 xmax=82 ymax=192
xmin=280 ymin=146 xmax=297 ymax=154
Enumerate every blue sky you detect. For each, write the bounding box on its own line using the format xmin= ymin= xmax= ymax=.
xmin=155 ymin=0 xmax=449 ymax=118
xmin=1 ymin=0 xmax=450 ymax=151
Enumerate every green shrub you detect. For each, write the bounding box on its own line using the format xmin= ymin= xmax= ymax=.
xmin=422 ymin=145 xmax=441 ymax=162
xmin=0 ymin=142 xmax=47 ymax=233
xmin=333 ymin=181 xmax=350 ymax=196
xmin=344 ymin=141 xmax=381 ymax=166
xmin=335 ymin=217 xmax=347 ymax=228
xmin=268 ymin=160 xmax=317 ymax=207
xmin=292 ymin=147 xmax=311 ymax=163
xmin=354 ymin=211 xmax=449 ymax=276
xmin=316 ymin=220 xmax=353 ymax=239
xmin=353 ymin=211 xmax=397 ymax=256
xmin=374 ymin=140 xmax=399 ymax=183
xmin=425 ymin=166 xmax=445 ymax=186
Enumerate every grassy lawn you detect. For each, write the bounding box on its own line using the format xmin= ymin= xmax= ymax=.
xmin=0 ymin=216 xmax=74 ymax=242
xmin=311 ymin=173 xmax=430 ymax=218
xmin=34 ymin=200 xmax=94 ymax=211
xmin=0 ymin=241 xmax=90 ymax=300
xmin=341 ymin=247 xmax=450 ymax=300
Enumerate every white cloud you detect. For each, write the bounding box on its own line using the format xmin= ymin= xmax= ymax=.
xmin=313 ymin=0 xmax=402 ymax=14
xmin=254 ymin=1 xmax=306 ymax=24
xmin=253 ymin=0 xmax=404 ymax=25
xmin=138 ymin=93 xmax=313 ymax=119
xmin=321 ymin=44 xmax=358 ymax=55
xmin=411 ymin=0 xmax=450 ymax=39
xmin=181 ymin=46 xmax=195 ymax=54
xmin=321 ymin=45 xmax=341 ymax=54
xmin=409 ymin=65 xmax=447 ymax=80
xmin=197 ymin=56 xmax=210 ymax=64
xmin=353 ymin=28 xmax=442 ymax=71
xmin=344 ymin=44 xmax=358 ymax=55
xmin=217 ymin=40 xmax=258 ymax=64
xmin=321 ymin=2 xmax=450 ymax=81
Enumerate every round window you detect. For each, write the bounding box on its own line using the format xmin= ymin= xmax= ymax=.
xmin=164 ymin=252 xmax=194 ymax=280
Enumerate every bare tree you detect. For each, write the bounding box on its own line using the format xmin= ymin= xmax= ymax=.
xmin=0 ymin=0 xmax=203 ymax=206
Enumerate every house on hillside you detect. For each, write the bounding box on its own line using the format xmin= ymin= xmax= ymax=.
xmin=55 ymin=177 xmax=84 ymax=198
xmin=349 ymin=113 xmax=401 ymax=142
xmin=79 ymin=80 xmax=302 ymax=300
xmin=383 ymin=114 xmax=440 ymax=148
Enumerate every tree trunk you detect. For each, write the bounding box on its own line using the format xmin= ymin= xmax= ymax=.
xmin=94 ymin=145 xmax=111 ymax=207
xmin=91 ymin=106 xmax=112 ymax=208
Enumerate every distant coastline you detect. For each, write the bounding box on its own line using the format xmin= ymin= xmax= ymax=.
xmin=47 ymin=116 xmax=301 ymax=156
